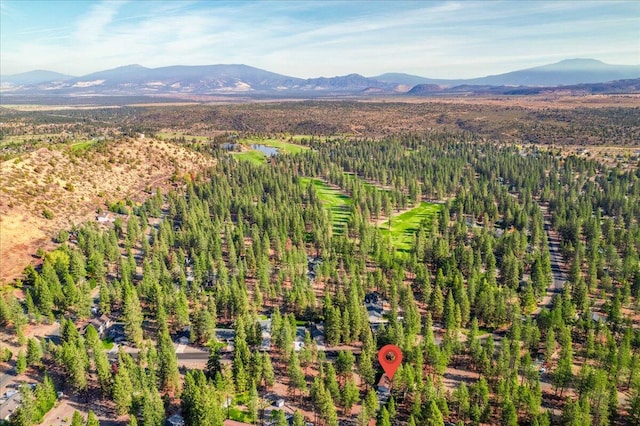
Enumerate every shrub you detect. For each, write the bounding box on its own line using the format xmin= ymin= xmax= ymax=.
xmin=0 ymin=347 xmax=12 ymax=362
xmin=55 ymin=230 xmax=69 ymax=243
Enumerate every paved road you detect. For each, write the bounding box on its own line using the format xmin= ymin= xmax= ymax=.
xmin=0 ymin=392 xmax=21 ymax=421
xmin=0 ymin=371 xmax=15 ymax=393
xmin=176 ymin=350 xmax=209 ymax=360
xmin=533 ymin=203 xmax=567 ymax=315
xmin=107 ymin=345 xmax=209 ymax=361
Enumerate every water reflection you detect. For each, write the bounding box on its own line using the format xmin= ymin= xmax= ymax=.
xmin=251 ymin=144 xmax=279 ymax=157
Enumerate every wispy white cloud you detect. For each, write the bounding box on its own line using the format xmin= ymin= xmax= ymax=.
xmin=73 ymin=0 xmax=127 ymax=42
xmin=0 ymin=1 xmax=15 ymax=17
xmin=1 ymin=0 xmax=638 ymax=77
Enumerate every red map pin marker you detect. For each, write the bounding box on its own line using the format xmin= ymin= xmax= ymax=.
xmin=378 ymin=344 xmax=402 ymax=380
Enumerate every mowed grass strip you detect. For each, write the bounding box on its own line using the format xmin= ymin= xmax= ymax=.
xmin=380 ymin=202 xmax=442 ymax=250
xmin=231 ymin=150 xmax=267 ymax=165
xmin=300 ymin=177 xmax=351 ymax=234
xmin=69 ymin=140 xmax=96 ymax=152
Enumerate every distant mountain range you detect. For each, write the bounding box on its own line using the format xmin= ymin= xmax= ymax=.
xmin=1 ymin=59 xmax=638 ymax=98
xmin=408 ymin=78 xmax=640 ymax=96
xmin=2 ymin=70 xmax=73 ymax=86
xmin=374 ymin=59 xmax=640 ymax=87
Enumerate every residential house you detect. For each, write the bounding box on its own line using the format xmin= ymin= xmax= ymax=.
xmin=591 ymin=311 xmax=606 ymax=323
xmin=96 ymin=212 xmax=115 ymax=224
xmin=107 ymin=322 xmax=127 ymax=343
xmin=364 ymin=292 xmax=389 ymax=329
xmin=376 ymin=374 xmax=392 ymax=405
xmin=85 ymin=314 xmax=111 ymax=338
xmin=307 ymin=256 xmax=322 ymax=283
xmin=258 ymin=317 xmax=272 ymax=351
xmin=214 ymin=328 xmax=236 ymax=352
xmin=166 ymin=414 xmax=185 ymax=426
xmin=310 ymin=322 xmax=325 ymax=348
xmin=294 ymin=326 xmax=307 ymax=352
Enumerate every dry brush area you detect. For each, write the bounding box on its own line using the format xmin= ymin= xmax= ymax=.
xmin=0 ymin=137 xmax=215 ymax=283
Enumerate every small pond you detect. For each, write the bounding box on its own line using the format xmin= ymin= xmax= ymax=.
xmin=251 ymin=144 xmax=279 ymax=157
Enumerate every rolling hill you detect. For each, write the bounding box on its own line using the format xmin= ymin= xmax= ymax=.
xmin=1 ymin=70 xmax=74 ymax=86
xmin=0 ymin=137 xmax=215 ymax=283
xmin=2 ymin=59 xmax=638 ymax=98
xmin=375 ymin=59 xmax=640 ymax=87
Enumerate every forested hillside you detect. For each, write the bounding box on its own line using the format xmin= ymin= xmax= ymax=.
xmin=1 ymin=120 xmax=640 ymax=426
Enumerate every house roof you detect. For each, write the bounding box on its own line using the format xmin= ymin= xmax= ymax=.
xmin=377 ymin=374 xmax=392 ymax=390
xmin=96 ymin=212 xmax=114 ymax=220
xmin=311 ymin=322 xmax=324 ymax=338
xmin=295 ymin=326 xmax=307 ymax=341
xmin=258 ymin=319 xmax=272 ymax=332
xmin=214 ymin=328 xmax=235 ymax=341
xmin=166 ymin=414 xmax=185 ymax=426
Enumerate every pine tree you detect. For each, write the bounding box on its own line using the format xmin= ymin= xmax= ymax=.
xmin=501 ymin=398 xmax=518 ymax=426
xmin=424 ymin=399 xmax=444 ymax=426
xmin=248 ymin=382 xmax=259 ymax=424
xmin=94 ymin=341 xmax=113 ymax=394
xmin=273 ymin=409 xmax=288 ymax=426
xmin=262 ymin=352 xmax=275 ymax=389
xmin=292 ymin=410 xmax=305 ymax=426
xmin=358 ymin=348 xmax=375 ymax=388
xmin=85 ymin=324 xmax=112 ymax=393
xmin=113 ymin=363 xmax=134 ymax=415
xmin=319 ymin=385 xmax=339 ymax=426
xmin=206 ymin=347 xmax=222 ymax=379
xmin=335 ymin=350 xmax=355 ymax=384
xmin=629 ymin=384 xmax=640 ymax=425
xmin=387 ymin=396 xmax=397 ymax=418
xmin=364 ymin=388 xmax=379 ymax=417
xmin=16 ymin=349 xmax=27 ymax=374
xmin=141 ymin=388 xmax=165 ymax=426
xmin=157 ymin=325 xmax=180 ymax=393
xmin=99 ymin=285 xmax=111 ymax=315
xmin=377 ymin=406 xmax=392 ymax=426
xmin=233 ymin=318 xmax=251 ymax=392
xmin=453 ymin=382 xmax=470 ymax=420
xmin=342 ymin=378 xmax=360 ymax=414
xmin=33 ymin=374 xmax=57 ymax=420
xmin=71 ymin=411 xmax=84 ymax=426
xmin=191 ymin=304 xmax=215 ymax=344
xmin=60 ymin=336 xmax=89 ymax=391
xmin=324 ymin=363 xmax=340 ymax=402
xmin=123 ymin=284 xmax=144 ymax=346
xmin=174 ymin=290 xmax=190 ymax=329
xmin=86 ymin=410 xmax=101 ymax=426
xmin=553 ymin=338 xmax=574 ymax=397
xmin=26 ymin=338 xmax=43 ymax=366
xmin=325 ymin=305 xmax=342 ymax=346
xmin=288 ymin=351 xmax=307 ymax=400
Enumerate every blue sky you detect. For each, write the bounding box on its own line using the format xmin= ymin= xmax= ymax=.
xmin=1 ymin=0 xmax=638 ymax=78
